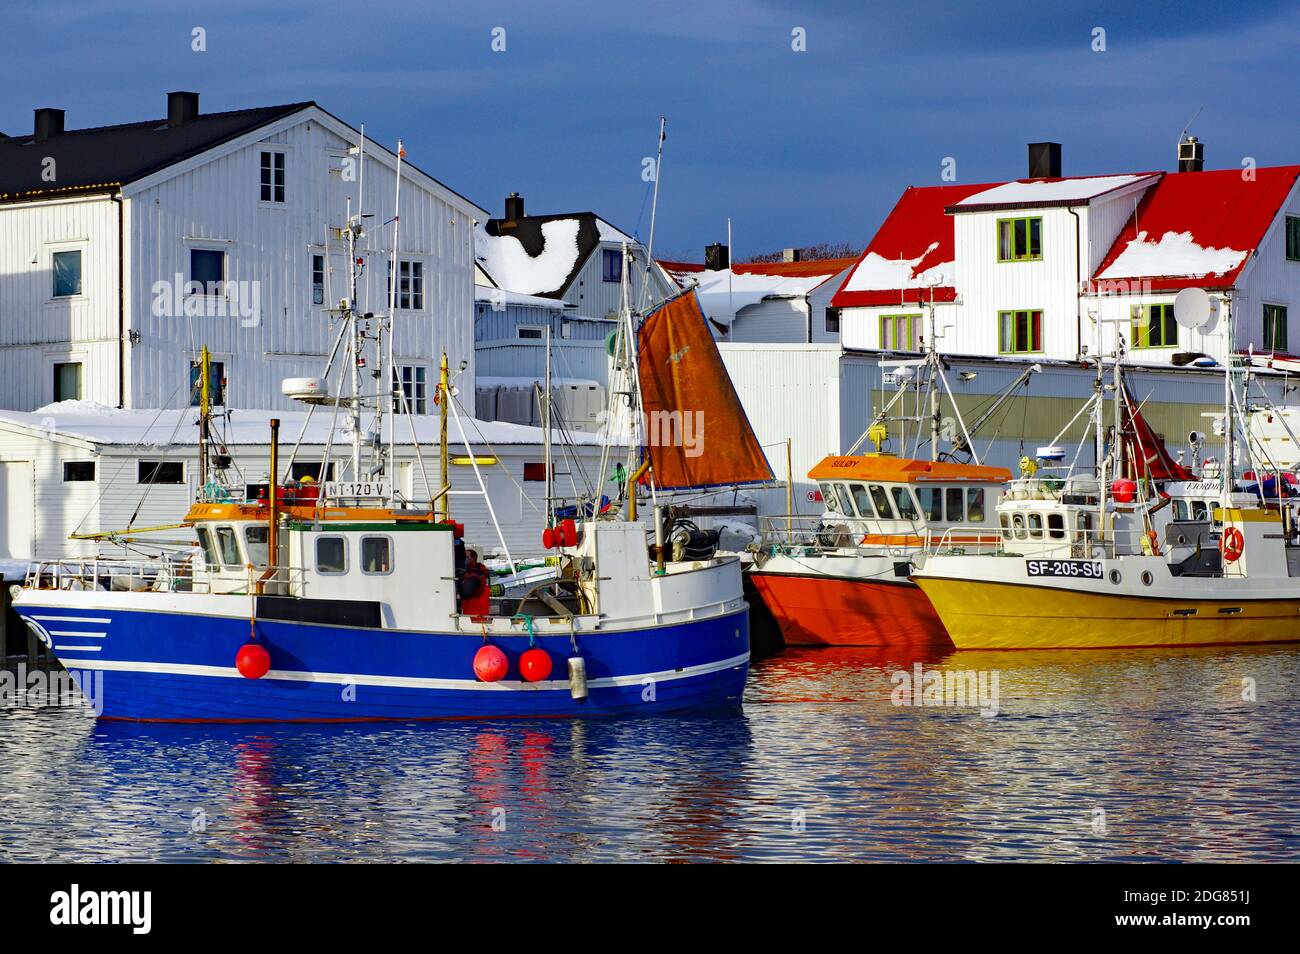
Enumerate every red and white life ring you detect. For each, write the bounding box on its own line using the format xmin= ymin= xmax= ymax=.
xmin=1221 ymin=526 xmax=1245 ymax=563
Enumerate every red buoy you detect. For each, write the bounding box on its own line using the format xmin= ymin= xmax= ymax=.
xmin=473 ymin=645 xmax=509 ymax=682
xmin=542 ymin=526 xmax=556 ymax=549
xmin=519 ymin=647 xmax=553 ymax=682
xmin=560 ymin=518 xmax=578 ymax=547
xmin=235 ymin=643 xmax=271 ymax=679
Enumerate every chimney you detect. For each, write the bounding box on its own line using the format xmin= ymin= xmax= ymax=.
xmin=504 ymin=192 xmax=525 ymax=221
xmin=1178 ymin=135 xmax=1204 ymax=173
xmin=1027 ymin=142 xmax=1062 ymax=179
xmin=168 ymin=91 xmax=200 ymax=127
xmin=34 ymin=108 xmax=65 ymax=142
xmin=705 ymin=243 xmax=729 ymax=271
xmin=782 ymin=247 xmax=801 ymax=263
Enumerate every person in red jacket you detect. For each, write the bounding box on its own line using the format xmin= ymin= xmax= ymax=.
xmin=459 ymin=549 xmax=491 ymax=617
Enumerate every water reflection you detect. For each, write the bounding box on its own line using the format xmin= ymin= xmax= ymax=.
xmin=0 ymin=644 xmax=1297 ymax=862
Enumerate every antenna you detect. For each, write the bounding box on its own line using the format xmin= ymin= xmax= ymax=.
xmin=639 ymin=117 xmax=666 ymax=312
xmin=1177 ymin=106 xmax=1202 ymax=150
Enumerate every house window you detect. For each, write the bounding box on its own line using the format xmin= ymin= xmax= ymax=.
xmin=360 ymin=536 xmax=393 ymax=575
xmin=52 ymin=250 xmax=82 ymax=297
xmin=63 ymin=461 xmax=95 ymax=482
xmin=387 ymin=259 xmax=425 ymax=310
xmin=997 ymin=217 xmax=1042 ymax=262
xmin=1131 ymin=303 xmax=1177 ymax=349
xmin=392 ymin=365 xmax=428 ymax=414
xmin=260 ymin=150 xmax=285 ymax=203
xmin=315 ymin=536 xmax=347 ymax=575
xmin=312 ymin=254 xmax=325 ymax=305
xmin=1287 ymin=216 xmax=1300 ymax=262
xmin=602 ymin=248 xmax=623 ymax=283
xmin=999 ymin=309 xmax=1043 ymax=353
xmin=523 ymin=462 xmax=550 ymax=482
xmin=879 ymin=314 xmax=920 ymax=351
xmin=53 ymin=362 xmax=82 ymax=402
xmin=138 ymin=460 xmax=184 ymax=484
xmin=517 ymin=326 xmax=545 ymax=340
xmin=1264 ymin=303 xmax=1288 ymax=352
xmin=825 ymin=308 xmax=841 ymax=334
xmin=190 ymin=248 xmax=225 ymax=294
xmin=189 ymin=360 xmax=226 ymax=406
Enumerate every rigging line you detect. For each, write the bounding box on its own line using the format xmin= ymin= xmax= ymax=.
xmin=448 ymin=391 xmax=544 ymax=517
xmin=392 ymin=363 xmax=433 ymax=510
xmin=445 ymin=391 xmax=517 ymax=572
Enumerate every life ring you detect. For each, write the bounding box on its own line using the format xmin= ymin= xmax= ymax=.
xmin=1221 ymin=526 xmax=1245 ymax=563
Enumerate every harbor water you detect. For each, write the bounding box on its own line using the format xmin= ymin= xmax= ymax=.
xmin=1 ymin=645 xmax=1297 ymax=862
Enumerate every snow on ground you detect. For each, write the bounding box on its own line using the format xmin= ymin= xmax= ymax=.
xmin=474 ymin=219 xmax=581 ymax=296
xmin=1096 ymin=230 xmax=1249 ymax=280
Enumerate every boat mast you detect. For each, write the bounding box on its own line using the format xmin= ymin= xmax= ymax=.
xmin=1221 ymin=294 xmax=1235 ymax=506
xmin=926 ymin=294 xmax=940 ymax=462
xmin=197 ymin=344 xmax=212 ymax=490
xmin=544 ymin=325 xmax=554 ymax=525
xmin=385 ymin=139 xmax=404 ymax=505
xmin=438 ymin=351 xmax=450 ymax=520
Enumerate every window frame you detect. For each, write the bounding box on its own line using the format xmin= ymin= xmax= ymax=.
xmin=137 ymin=460 xmax=185 ymax=485
xmin=360 ymin=535 xmax=394 ymax=576
xmin=602 ymin=248 xmax=623 ymax=283
xmin=387 ymin=258 xmax=425 ymax=310
xmin=996 ymin=216 xmax=1043 ymax=263
xmin=189 ymin=246 xmax=227 ymax=296
xmin=1264 ymin=302 xmax=1288 ymax=353
xmin=62 ymin=461 xmax=95 ymax=482
xmin=1130 ymin=303 xmax=1178 ymax=349
xmin=51 ymin=248 xmax=84 ymax=299
xmin=998 ymin=309 xmax=1044 ymax=354
xmin=311 ymin=253 xmax=326 ymax=306
xmin=1286 ymin=215 xmax=1300 ymax=262
xmin=392 ymin=364 xmax=428 ymax=414
xmin=259 ymin=149 xmax=286 ymax=204
xmin=315 ymin=535 xmax=348 ymax=576
xmin=189 ymin=358 xmax=227 ymax=407
xmin=214 ymin=525 xmax=242 ymax=567
xmin=243 ymin=525 xmax=270 ymax=568
xmin=879 ymin=313 xmax=921 ymax=351
xmin=825 ymin=307 xmax=841 ymax=335
xmin=52 ymin=360 xmax=82 ymax=402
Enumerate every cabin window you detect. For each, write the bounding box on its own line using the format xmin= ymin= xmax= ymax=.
xmin=190 ymin=248 xmax=225 ymax=294
xmin=392 ymin=365 xmax=428 ymax=414
xmin=1287 ymin=216 xmax=1300 ymax=261
xmin=316 ymin=536 xmax=347 ymax=575
xmin=915 ymin=487 xmax=943 ymax=521
xmin=387 ymin=259 xmax=425 ymax=310
xmin=892 ymin=486 xmax=919 ymax=520
xmin=361 ymin=536 xmax=393 ymax=575
xmin=999 ymin=310 xmax=1043 ymax=354
xmin=1131 ymin=303 xmax=1177 ymax=349
xmin=945 ymin=487 xmax=965 ymax=522
xmin=820 ymin=482 xmax=842 ymax=514
xmin=997 ymin=217 xmax=1042 ymax=262
xmin=52 ymin=250 xmax=82 ymax=297
xmin=1192 ymin=501 xmax=1209 ymax=521
xmin=260 ymin=150 xmax=286 ymax=203
xmin=1027 ymin=513 xmax=1044 ymax=539
xmin=1011 ymin=512 xmax=1027 ymax=541
xmin=312 ymin=253 xmax=326 ymax=305
xmin=1047 ymin=512 xmax=1066 ymax=539
xmin=869 ymin=484 xmax=895 ymax=519
xmin=189 ymin=360 xmax=226 ymax=406
xmin=1264 ymin=304 xmax=1288 ymax=352
xmin=999 ymin=512 xmax=1011 ymax=537
xmin=602 ymin=248 xmax=623 ymax=283
xmin=244 ymin=526 xmax=269 ymax=567
xmin=138 ymin=460 xmax=184 ymax=484
xmin=848 ymin=483 xmax=873 ymax=518
xmin=52 ymin=361 xmax=82 ymax=402
xmin=967 ymin=489 xmax=986 ymax=521
xmin=63 ymin=461 xmax=95 ymax=482
xmin=214 ymin=526 xmax=241 ymax=566
xmin=195 ymin=526 xmax=219 ymax=569
xmin=1076 ymin=511 xmax=1092 ymax=543
xmin=879 ymin=314 xmax=920 ymax=351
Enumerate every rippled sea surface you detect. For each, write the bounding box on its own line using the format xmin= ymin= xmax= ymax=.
xmin=2 ymin=645 xmax=1298 ymax=862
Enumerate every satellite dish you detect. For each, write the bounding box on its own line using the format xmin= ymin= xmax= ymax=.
xmin=1174 ymin=287 xmax=1212 ymax=330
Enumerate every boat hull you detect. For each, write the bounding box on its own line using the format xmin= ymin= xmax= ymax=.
xmin=16 ymin=603 xmax=750 ymax=722
xmin=747 ymin=569 xmax=950 ymax=648
xmin=915 ymin=576 xmax=1300 ymax=650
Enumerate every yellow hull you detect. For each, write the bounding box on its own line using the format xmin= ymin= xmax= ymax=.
xmin=915 ymin=578 xmax=1300 ymax=650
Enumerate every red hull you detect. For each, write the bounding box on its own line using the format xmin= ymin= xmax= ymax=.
xmin=748 ymin=571 xmax=953 ymax=649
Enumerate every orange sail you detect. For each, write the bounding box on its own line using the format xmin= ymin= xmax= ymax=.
xmin=637 ymin=291 xmax=774 ymax=490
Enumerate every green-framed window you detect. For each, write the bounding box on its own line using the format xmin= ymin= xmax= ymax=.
xmin=1131 ymin=303 xmax=1177 ymax=349
xmin=1264 ymin=303 xmax=1288 ymax=352
xmin=879 ymin=313 xmax=920 ymax=351
xmin=997 ymin=217 xmax=1042 ymax=262
xmin=998 ymin=309 xmax=1043 ymax=354
xmin=1287 ymin=216 xmax=1300 ymax=262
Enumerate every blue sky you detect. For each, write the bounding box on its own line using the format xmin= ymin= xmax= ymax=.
xmin=5 ymin=0 xmax=1299 ymax=259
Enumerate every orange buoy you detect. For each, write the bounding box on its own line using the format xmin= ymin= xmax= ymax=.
xmin=519 ymin=648 xmax=553 ymax=683
xmin=473 ymin=645 xmax=509 ymax=682
xmin=235 ymin=643 xmax=271 ymax=679
xmin=1221 ymin=526 xmax=1245 ymax=563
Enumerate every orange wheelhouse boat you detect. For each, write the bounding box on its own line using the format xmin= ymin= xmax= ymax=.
xmin=748 ymin=454 xmax=1010 ymax=647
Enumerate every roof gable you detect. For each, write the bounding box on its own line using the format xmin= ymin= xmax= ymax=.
xmin=0 ymin=102 xmax=313 ymax=202
xmin=476 ymin=211 xmax=639 ymax=298
xmin=1092 ymin=166 xmax=1300 ymax=291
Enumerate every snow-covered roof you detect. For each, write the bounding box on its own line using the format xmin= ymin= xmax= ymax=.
xmin=951 ymin=174 xmax=1156 ymax=210
xmin=658 ymin=258 xmax=854 ymax=322
xmin=477 ymin=376 xmax=604 ymax=390
xmin=474 ymin=211 xmax=640 ymax=299
xmin=473 ymin=283 xmax=568 ymax=310
xmin=1091 ymin=166 xmax=1300 ymax=290
xmin=0 ymin=402 xmax=604 ymax=447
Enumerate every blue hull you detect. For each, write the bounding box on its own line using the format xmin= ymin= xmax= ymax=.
xmin=17 ymin=605 xmax=750 ymax=722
